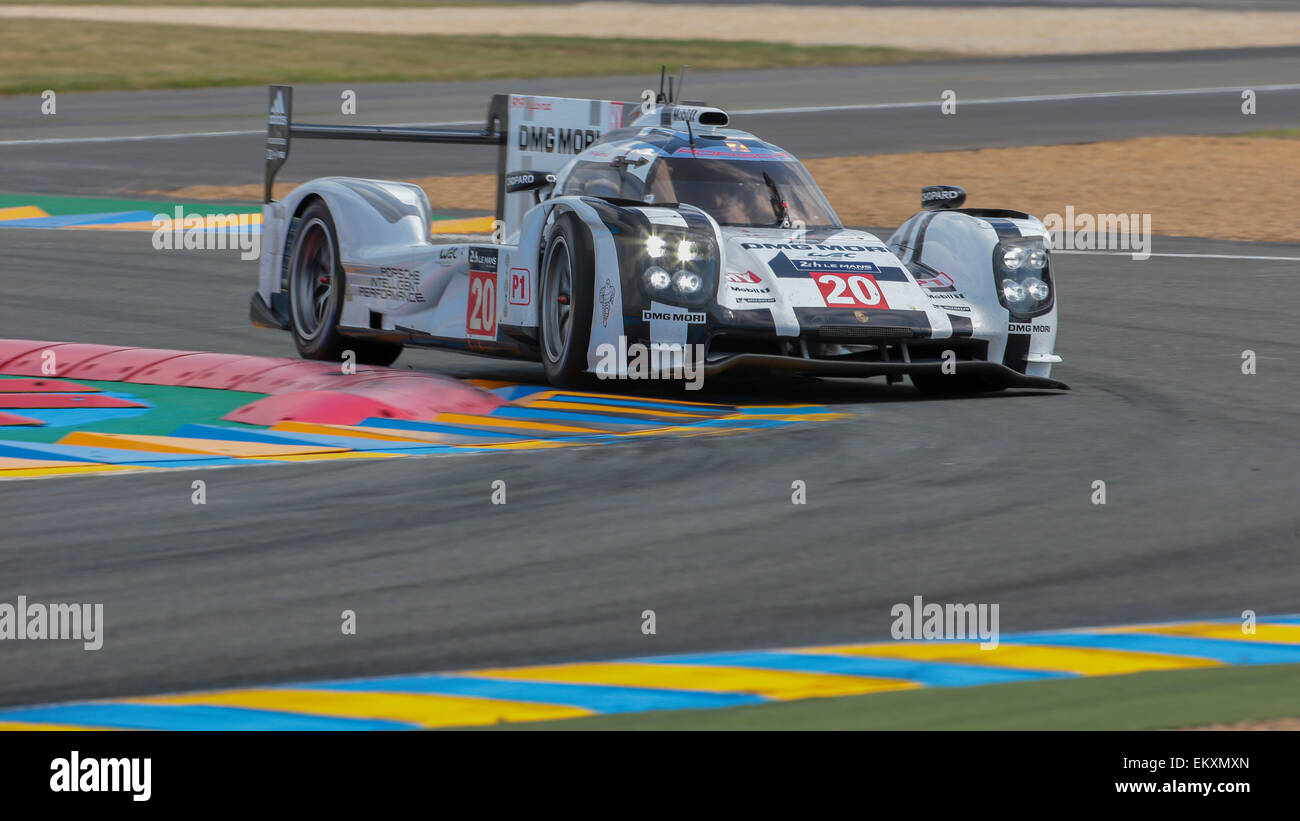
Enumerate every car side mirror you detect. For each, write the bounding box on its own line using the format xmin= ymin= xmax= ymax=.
xmin=921 ymin=184 xmax=966 ymax=210
xmin=506 ymin=171 xmax=556 ymax=194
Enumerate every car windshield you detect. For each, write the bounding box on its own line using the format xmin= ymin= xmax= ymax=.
xmin=646 ymin=156 xmax=841 ymax=229
xmin=562 ymin=152 xmax=842 ymax=229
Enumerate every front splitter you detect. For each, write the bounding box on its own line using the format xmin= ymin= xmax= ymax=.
xmin=703 ymin=354 xmax=1069 ymax=390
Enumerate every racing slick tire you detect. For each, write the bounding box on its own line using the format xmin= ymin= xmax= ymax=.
xmin=910 ymin=372 xmax=1006 ymax=395
xmin=287 ymin=200 xmax=402 ymax=367
xmin=539 ymin=212 xmax=595 ymax=387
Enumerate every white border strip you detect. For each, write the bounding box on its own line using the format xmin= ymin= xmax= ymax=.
xmin=4 ymin=83 xmax=1299 ymax=146
xmin=0 ymin=120 xmax=481 ymax=147
xmin=1054 ymin=250 xmax=1300 ymax=261
xmin=733 ymin=83 xmax=1300 ymax=116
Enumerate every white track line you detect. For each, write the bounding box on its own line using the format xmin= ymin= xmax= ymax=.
xmin=0 ymin=120 xmax=481 ymax=147
xmin=1054 ymin=250 xmax=1300 ymax=261
xmin=0 ymin=129 xmax=255 ymax=146
xmin=4 ymin=83 xmax=1299 ymax=146
xmin=733 ymin=83 xmax=1300 ymax=116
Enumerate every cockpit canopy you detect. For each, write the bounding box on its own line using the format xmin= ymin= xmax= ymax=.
xmin=560 ymin=140 xmax=842 ymax=230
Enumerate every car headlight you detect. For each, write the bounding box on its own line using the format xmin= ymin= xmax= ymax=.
xmin=1001 ymin=246 xmax=1027 ymax=271
xmin=639 ymin=227 xmax=717 ymax=306
xmin=1001 ymin=278 xmax=1027 ymax=304
xmin=993 ymin=238 xmax=1053 ymax=317
xmin=673 ymin=269 xmax=703 ymax=296
xmin=644 ymin=266 xmax=671 ymax=292
xmin=1024 ymin=277 xmax=1050 ymax=301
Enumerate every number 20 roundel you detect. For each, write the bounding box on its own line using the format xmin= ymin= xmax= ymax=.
xmin=466 ymin=270 xmax=497 ymax=339
xmin=812 ymin=271 xmax=891 ymax=309
xmin=466 ymin=246 xmax=500 ymax=340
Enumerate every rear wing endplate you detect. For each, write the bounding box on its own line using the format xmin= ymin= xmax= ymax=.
xmin=264 ymin=84 xmax=508 ymax=219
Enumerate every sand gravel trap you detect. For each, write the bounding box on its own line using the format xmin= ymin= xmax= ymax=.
xmin=157 ymin=135 xmax=1300 ymax=243
xmin=5 ymin=4 xmax=1300 ymax=55
xmin=814 ymin=135 xmax=1300 ymax=243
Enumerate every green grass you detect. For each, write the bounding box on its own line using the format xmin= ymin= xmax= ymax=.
xmin=0 ymin=1 xmax=520 ymax=5
xmin=483 ymin=663 xmax=1300 ymax=730
xmin=0 ymin=193 xmax=260 ymax=217
xmin=0 ymin=19 xmax=953 ymax=95
xmin=1232 ymin=127 xmax=1300 ymax=139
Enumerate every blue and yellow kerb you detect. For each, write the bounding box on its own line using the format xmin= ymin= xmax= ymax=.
xmin=1 ymin=616 xmax=1297 ymax=730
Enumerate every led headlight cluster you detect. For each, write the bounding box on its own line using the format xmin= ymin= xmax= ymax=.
xmin=642 ymin=231 xmax=717 ymax=305
xmin=993 ymin=237 xmax=1053 ymax=317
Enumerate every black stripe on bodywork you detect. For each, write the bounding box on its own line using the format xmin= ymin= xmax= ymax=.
xmin=946 ymin=314 xmax=973 ymax=338
xmin=984 ymin=218 xmax=1023 ymax=238
xmin=1002 ymin=331 xmax=1031 ymax=373
xmin=793 ymin=307 xmax=932 ymax=338
xmin=909 ymin=211 xmax=939 ymax=262
xmin=677 ymin=205 xmax=715 ymax=234
xmin=583 ymin=199 xmax=722 ymax=347
xmin=713 ymin=310 xmax=778 ymax=333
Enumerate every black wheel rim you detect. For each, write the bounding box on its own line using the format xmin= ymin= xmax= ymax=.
xmin=290 ymin=218 xmax=336 ymax=342
xmin=543 ymin=236 xmax=574 ymax=364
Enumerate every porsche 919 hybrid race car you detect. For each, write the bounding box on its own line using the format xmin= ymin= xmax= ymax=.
xmin=251 ymin=82 xmax=1066 ymax=393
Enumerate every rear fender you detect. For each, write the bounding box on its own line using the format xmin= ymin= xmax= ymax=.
xmin=258 ymin=177 xmax=433 ymax=310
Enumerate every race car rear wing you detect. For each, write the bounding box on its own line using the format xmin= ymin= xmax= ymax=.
xmin=263 ymin=84 xmax=509 ymax=215
xmin=264 ymin=84 xmax=639 ymax=236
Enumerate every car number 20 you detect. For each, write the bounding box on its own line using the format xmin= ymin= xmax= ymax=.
xmin=814 ymin=272 xmax=890 ymax=309
xmin=467 ymin=270 xmax=498 ymax=338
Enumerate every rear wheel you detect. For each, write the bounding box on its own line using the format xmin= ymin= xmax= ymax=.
xmin=539 ymin=213 xmax=595 ymax=387
xmin=287 ymin=201 xmax=402 ymax=366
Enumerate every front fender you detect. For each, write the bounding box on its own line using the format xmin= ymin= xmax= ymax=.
xmin=889 ymin=209 xmax=1060 ymax=377
xmin=516 ymin=196 xmax=719 ymax=374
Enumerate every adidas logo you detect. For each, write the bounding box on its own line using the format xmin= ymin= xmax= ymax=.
xmin=268 ymin=91 xmax=288 ymax=126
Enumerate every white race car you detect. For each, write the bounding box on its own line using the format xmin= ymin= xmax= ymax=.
xmin=251 ymin=82 xmax=1065 ymax=393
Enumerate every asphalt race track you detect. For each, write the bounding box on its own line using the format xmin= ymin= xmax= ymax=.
xmin=0 ymin=50 xmax=1298 ymax=709
xmin=2 ymin=48 xmax=1300 ymax=195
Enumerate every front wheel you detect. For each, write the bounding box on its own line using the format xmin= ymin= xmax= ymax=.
xmin=538 ymin=213 xmax=595 ymax=387
xmin=287 ymin=200 xmax=402 ymax=367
